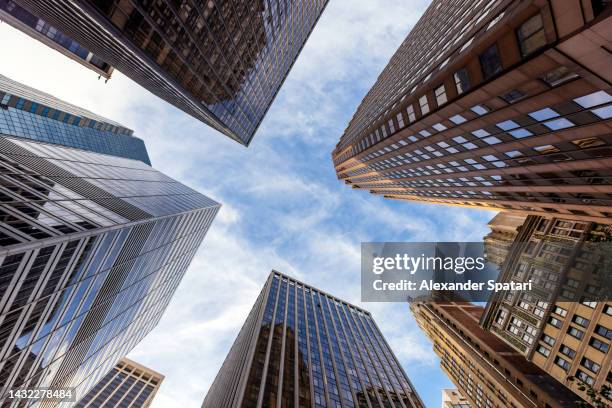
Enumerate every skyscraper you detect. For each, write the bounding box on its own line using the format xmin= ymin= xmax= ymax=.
xmin=0 ymin=74 xmax=150 ymax=164
xmin=483 ymin=212 xmax=526 ymax=267
xmin=440 ymin=389 xmax=470 ymax=408
xmin=333 ymin=0 xmax=612 ymax=223
xmin=75 ymin=357 xmax=164 ymax=408
xmin=0 ymin=0 xmax=113 ymax=79
xmin=411 ymin=302 xmax=584 ymax=408
xmin=0 ymin=135 xmax=219 ymax=405
xmin=480 ymin=214 xmax=612 ymax=402
xmin=11 ymin=0 xmax=329 ymax=146
xmin=202 ymin=271 xmax=424 ymax=408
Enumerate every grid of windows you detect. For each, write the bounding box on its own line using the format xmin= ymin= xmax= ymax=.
xmin=203 ymin=272 xmax=424 ymax=408
xmin=14 ymin=0 xmax=329 ymax=146
xmin=0 ymin=75 xmax=149 ymax=164
xmin=0 ymin=135 xmax=220 ymax=404
xmin=75 ymin=357 xmax=163 ymax=408
xmin=333 ymin=0 xmax=612 ymax=222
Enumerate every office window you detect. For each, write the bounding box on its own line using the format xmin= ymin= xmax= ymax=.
xmin=576 ymin=369 xmax=595 ymax=386
xmin=567 ymin=326 xmax=584 ymax=339
xmin=542 ymin=334 xmax=555 ymax=346
xmin=536 ymin=345 xmax=550 ymax=357
xmin=581 ymin=357 xmax=601 ymax=374
xmin=560 ymin=345 xmax=576 ymax=359
xmin=500 ymin=89 xmax=526 ymax=104
xmin=517 ymin=14 xmax=546 ymax=57
xmin=479 ymin=44 xmax=503 ymax=79
xmin=396 ymin=112 xmax=405 ymax=128
xmin=554 ymin=356 xmax=570 ymax=371
xmin=435 ymin=84 xmax=447 ymax=105
xmin=595 ymin=324 xmax=612 ymax=340
xmin=539 ymin=66 xmax=579 ymax=87
xmin=419 ymin=95 xmax=430 ymax=115
xmin=407 ymin=104 xmax=416 ymax=122
xmin=548 ymin=316 xmax=562 ymax=328
xmin=454 ymin=68 xmax=470 ymax=94
xmin=553 ymin=306 xmax=567 ymax=317
xmin=589 ymin=337 xmax=609 ymax=353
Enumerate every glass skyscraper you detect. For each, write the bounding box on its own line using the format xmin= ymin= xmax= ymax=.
xmin=75 ymin=357 xmax=164 ymax=407
xmin=202 ymin=271 xmax=423 ymax=408
xmin=0 ymin=74 xmax=150 ymax=165
xmin=0 ymin=135 xmax=219 ymax=406
xmin=0 ymin=0 xmax=113 ymax=79
xmin=11 ymin=0 xmax=329 ymax=145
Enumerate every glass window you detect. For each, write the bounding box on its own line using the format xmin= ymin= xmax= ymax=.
xmin=500 ymin=89 xmax=526 ymax=104
xmin=419 ymin=95 xmax=430 ymax=115
xmin=450 ymin=114 xmax=467 ymax=124
xmin=543 ymin=118 xmax=575 ymax=130
xmin=497 ymin=120 xmax=520 ymax=130
xmin=592 ymin=105 xmax=612 ymax=119
xmin=574 ymin=91 xmax=612 ymax=108
xmin=435 ymin=85 xmax=447 ymax=105
xmin=407 ymin=104 xmax=416 ymax=122
xmin=454 ymin=68 xmax=470 ymax=94
xmin=529 ymin=108 xmax=559 ymax=121
xmin=471 ymin=105 xmax=489 ymax=115
xmin=516 ymin=14 xmax=546 ymax=57
xmin=539 ymin=66 xmax=579 ymax=87
xmin=479 ymin=44 xmax=503 ymax=79
xmin=396 ymin=112 xmax=405 ymax=128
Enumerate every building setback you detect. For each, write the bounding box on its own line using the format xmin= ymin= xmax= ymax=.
xmin=480 ymin=214 xmax=612 ymax=403
xmin=0 ymin=0 xmax=113 ymax=79
xmin=0 ymin=74 xmax=150 ymax=164
xmin=333 ymin=0 xmax=612 ymax=223
xmin=202 ymin=271 xmax=424 ymax=408
xmin=11 ymin=0 xmax=329 ymax=146
xmin=0 ymin=135 xmax=219 ymax=406
xmin=411 ymin=302 xmax=584 ymax=408
xmin=75 ymin=357 xmax=164 ymax=407
xmin=441 ymin=388 xmax=470 ymax=408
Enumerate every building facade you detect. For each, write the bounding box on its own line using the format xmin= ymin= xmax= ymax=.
xmin=0 ymin=0 xmax=113 ymax=79
xmin=202 ymin=271 xmax=424 ymax=408
xmin=0 ymin=135 xmax=219 ymax=406
xmin=333 ymin=0 xmax=612 ymax=223
xmin=483 ymin=212 xmax=526 ymax=267
xmin=75 ymin=357 xmax=163 ymax=408
xmin=441 ymin=389 xmax=470 ymax=408
xmin=480 ymin=214 xmax=612 ymax=403
xmin=12 ymin=0 xmax=329 ymax=146
xmin=411 ymin=302 xmax=584 ymax=408
xmin=0 ymin=74 xmax=150 ymax=165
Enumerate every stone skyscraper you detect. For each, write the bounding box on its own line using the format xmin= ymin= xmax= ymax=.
xmin=11 ymin=0 xmax=329 ymax=145
xmin=203 ymin=271 xmax=424 ymax=408
xmin=333 ymin=0 xmax=612 ymax=223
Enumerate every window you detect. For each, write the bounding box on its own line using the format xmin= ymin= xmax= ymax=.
xmin=576 ymin=369 xmax=595 ymax=386
xmin=542 ymin=334 xmax=555 ymax=346
xmin=529 ymin=108 xmax=559 ymax=121
xmin=388 ymin=119 xmax=395 ymax=134
xmin=419 ymin=95 xmax=430 ymax=115
xmin=574 ymin=91 xmax=612 ymax=108
xmin=536 ymin=345 xmax=550 ymax=357
xmin=516 ymin=14 xmax=546 ymax=57
xmin=553 ymin=306 xmax=568 ymax=317
xmin=454 ymin=68 xmax=470 ymax=94
xmin=435 ymin=85 xmax=448 ymax=105
xmin=567 ymin=326 xmax=584 ymax=339
xmin=539 ymin=66 xmax=579 ymax=87
xmin=407 ymin=104 xmax=416 ymax=122
xmin=548 ymin=316 xmax=562 ymax=328
xmin=471 ymin=105 xmax=489 ymax=115
xmin=581 ymin=357 xmax=601 ymax=373
xmin=595 ymin=324 xmax=612 ymax=340
xmin=500 ymin=89 xmax=526 ymax=104
xmin=396 ymin=112 xmax=405 ymax=128
xmin=450 ymin=114 xmax=467 ymax=124
xmin=589 ymin=337 xmax=609 ymax=353
xmin=554 ymin=356 xmax=570 ymax=371
xmin=560 ymin=345 xmax=576 ymax=359
xmin=479 ymin=44 xmax=503 ymax=79
xmin=543 ymin=118 xmax=575 ymax=130
xmin=604 ymin=305 xmax=612 ymax=316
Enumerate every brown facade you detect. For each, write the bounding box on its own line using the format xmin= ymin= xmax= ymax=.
xmin=411 ymin=302 xmax=585 ymax=408
xmin=480 ymin=214 xmax=612 ymax=403
xmin=333 ymin=0 xmax=612 ymax=223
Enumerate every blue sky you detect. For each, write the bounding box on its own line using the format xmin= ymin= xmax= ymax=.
xmin=0 ymin=1 xmax=497 ymax=406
